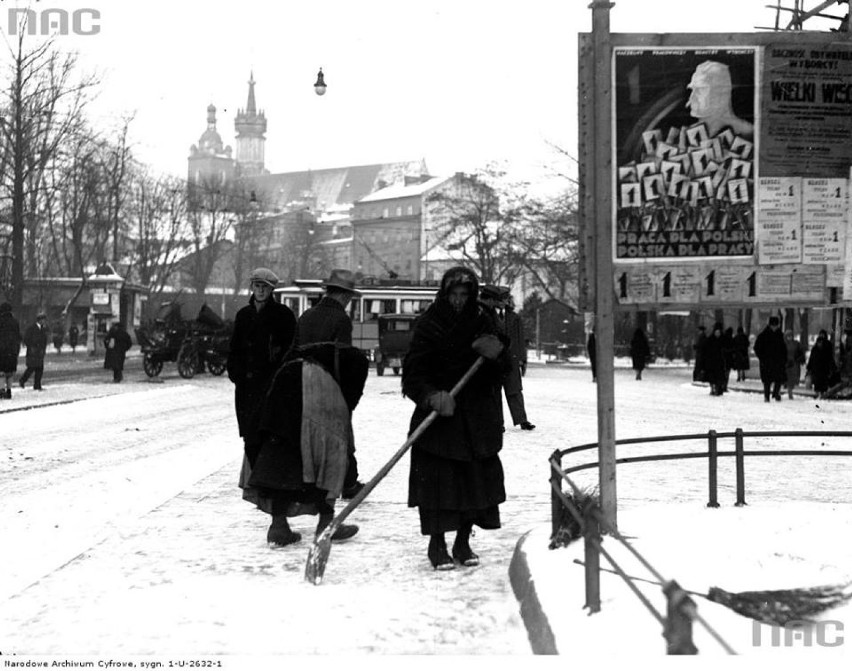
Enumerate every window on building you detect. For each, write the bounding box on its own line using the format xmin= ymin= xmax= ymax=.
xmin=383 ymin=208 xmax=389 ymax=218
xmin=407 ymin=205 xmax=414 ymax=215
xmin=396 ymin=206 xmax=402 ymax=217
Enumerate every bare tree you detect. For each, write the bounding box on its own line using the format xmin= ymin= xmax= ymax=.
xmin=0 ymin=26 xmax=98 ymax=309
xmin=124 ymin=170 xmax=190 ymax=304
xmin=181 ymin=176 xmax=236 ymax=296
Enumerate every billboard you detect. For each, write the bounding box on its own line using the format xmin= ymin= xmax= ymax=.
xmin=578 ymin=33 xmax=852 ymax=309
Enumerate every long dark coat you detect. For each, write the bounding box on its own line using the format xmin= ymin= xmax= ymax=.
xmin=296 ymin=296 xmax=352 ymax=346
xmin=0 ymin=311 xmax=22 ymax=373
xmin=732 ymin=332 xmax=750 ymax=371
xmin=103 ymin=325 xmax=132 ymax=371
xmin=227 ymin=296 xmax=297 ymax=443
xmin=245 ymin=343 xmax=369 ymax=516
xmin=402 ymin=269 xmax=510 ymax=535
xmin=23 ymin=322 xmax=48 ymax=368
xmin=703 ymin=331 xmax=727 ymax=389
xmin=630 ymin=328 xmax=650 ymax=371
xmin=807 ymin=337 xmax=835 ymax=393
xmin=754 ymin=325 xmax=787 ymax=384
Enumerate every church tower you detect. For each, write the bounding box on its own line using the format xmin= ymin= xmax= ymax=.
xmin=234 ymin=72 xmax=267 ymax=176
xmin=187 ymin=104 xmax=235 ymax=209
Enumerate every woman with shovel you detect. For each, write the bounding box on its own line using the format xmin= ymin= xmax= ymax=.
xmin=402 ymin=266 xmax=509 ymax=571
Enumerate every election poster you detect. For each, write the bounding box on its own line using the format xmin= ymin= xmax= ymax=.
xmin=760 ymin=45 xmax=852 ymax=178
xmin=613 ymin=47 xmax=757 ymax=261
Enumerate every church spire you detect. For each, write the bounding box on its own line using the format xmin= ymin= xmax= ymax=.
xmin=246 ymin=71 xmax=257 ymax=115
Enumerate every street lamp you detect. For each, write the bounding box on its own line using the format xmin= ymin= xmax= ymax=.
xmin=314 ymin=68 xmax=327 ymax=96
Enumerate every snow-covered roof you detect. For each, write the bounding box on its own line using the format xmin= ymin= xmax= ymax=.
xmin=356 ymin=175 xmax=452 ymax=203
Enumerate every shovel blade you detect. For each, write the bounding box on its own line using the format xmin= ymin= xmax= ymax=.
xmin=304 ymin=533 xmax=333 ymax=585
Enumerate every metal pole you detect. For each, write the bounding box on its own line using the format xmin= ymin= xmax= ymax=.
xmin=707 ymin=430 xmax=719 ymax=508
xmin=591 ymin=0 xmax=617 ymax=531
xmin=550 ymin=450 xmax=563 ymax=539
xmin=735 ymin=427 xmax=746 ymax=506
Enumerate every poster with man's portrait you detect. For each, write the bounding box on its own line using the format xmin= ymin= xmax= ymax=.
xmin=613 ymin=47 xmax=757 ymax=260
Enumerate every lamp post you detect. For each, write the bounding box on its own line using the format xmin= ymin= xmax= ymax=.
xmin=314 ymin=68 xmax=327 ymax=96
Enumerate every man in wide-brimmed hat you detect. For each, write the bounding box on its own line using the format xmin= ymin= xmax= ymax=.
xmin=296 ymin=268 xmax=366 ymax=508
xmin=19 ymin=312 xmax=49 ymax=391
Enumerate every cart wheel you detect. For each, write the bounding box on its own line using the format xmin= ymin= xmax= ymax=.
xmin=177 ymin=346 xmax=198 ymax=379
xmin=376 ymin=361 xmax=385 ymax=376
xmin=393 ymin=366 xmax=400 ymax=375
xmin=143 ymin=353 xmax=163 ymax=377
xmin=207 ymin=357 xmax=227 ymax=376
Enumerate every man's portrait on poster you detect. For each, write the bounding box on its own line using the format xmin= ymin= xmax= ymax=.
xmin=614 ymin=48 xmax=757 ymax=259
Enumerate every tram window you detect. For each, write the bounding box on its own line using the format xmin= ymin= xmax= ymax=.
xmin=401 ymin=299 xmax=432 ymax=314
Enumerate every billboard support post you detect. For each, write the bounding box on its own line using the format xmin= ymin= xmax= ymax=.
xmin=591 ymin=0 xmax=617 ymax=531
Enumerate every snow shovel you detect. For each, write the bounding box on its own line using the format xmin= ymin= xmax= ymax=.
xmin=305 ymin=355 xmax=485 ymax=585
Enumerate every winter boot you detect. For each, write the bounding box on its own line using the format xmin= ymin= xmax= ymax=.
xmin=267 ymin=514 xmax=301 ymax=547
xmin=4 ymin=388 xmax=11 ymax=399
xmin=428 ymin=534 xmax=455 ymax=571
xmin=315 ymin=512 xmax=359 ymax=542
xmin=451 ymin=524 xmax=480 ymax=567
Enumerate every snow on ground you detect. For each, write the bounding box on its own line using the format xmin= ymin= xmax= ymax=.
xmin=1 ymin=355 xmax=851 ymax=662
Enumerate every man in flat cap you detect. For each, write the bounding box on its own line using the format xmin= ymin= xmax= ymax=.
xmin=296 ymin=268 xmax=366 ymax=500
xmin=228 ymin=267 xmax=300 ymax=545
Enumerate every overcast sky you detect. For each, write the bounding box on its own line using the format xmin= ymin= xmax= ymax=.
xmin=25 ymin=0 xmax=838 ymax=184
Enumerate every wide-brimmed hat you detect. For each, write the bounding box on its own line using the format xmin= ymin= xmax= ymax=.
xmin=323 ymin=269 xmax=361 ymax=295
xmin=479 ymin=284 xmax=505 ymax=305
xmin=36 ymin=312 xmax=47 ymax=320
xmin=249 ymin=267 xmax=279 ymax=287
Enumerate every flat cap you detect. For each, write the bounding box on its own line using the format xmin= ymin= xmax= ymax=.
xmin=249 ymin=267 xmax=279 ymax=287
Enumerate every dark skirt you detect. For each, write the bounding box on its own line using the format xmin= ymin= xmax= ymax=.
xmin=0 ymin=353 xmax=17 ymax=374
xmin=408 ymin=447 xmax=505 ymax=535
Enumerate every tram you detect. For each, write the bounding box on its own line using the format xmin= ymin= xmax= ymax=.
xmin=274 ymin=278 xmax=438 ymax=358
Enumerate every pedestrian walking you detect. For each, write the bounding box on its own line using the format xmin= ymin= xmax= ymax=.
xmin=587 ymin=330 xmax=597 ymax=383
xmin=806 ymin=330 xmax=835 ymax=398
xmin=52 ymin=324 xmax=64 ymax=353
xmin=296 ymin=268 xmax=366 ymax=499
xmin=402 ymin=266 xmax=508 ymax=571
xmin=479 ymin=285 xmax=534 ymax=431
xmin=692 ymin=325 xmax=707 ymax=382
xmin=0 ymin=302 xmax=22 ymax=399
xmin=629 ymin=327 xmax=650 ymax=380
xmin=103 ymin=322 xmax=132 ymax=382
xmin=721 ymin=326 xmax=735 ymax=392
xmin=753 ymin=316 xmax=786 ymax=402
xmin=703 ymin=322 xmax=728 ymax=396
xmin=732 ymin=326 xmax=750 ymax=381
xmin=227 ymin=267 xmax=299 ymax=547
xmin=783 ymin=329 xmax=806 ymax=400
xmin=68 ymin=324 xmax=79 ymax=352
xmin=19 ymin=312 xmax=49 ymax=391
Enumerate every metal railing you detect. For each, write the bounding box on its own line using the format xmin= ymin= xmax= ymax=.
xmin=548 ymin=429 xmax=852 ymax=654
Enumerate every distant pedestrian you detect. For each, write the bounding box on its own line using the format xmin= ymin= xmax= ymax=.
xmin=103 ymin=322 xmax=133 ymax=382
xmin=783 ymin=330 xmax=806 ymax=400
xmin=19 ymin=313 xmax=49 ymax=391
xmin=806 ymin=330 xmax=834 ymax=398
xmin=753 ymin=316 xmax=786 ymax=402
xmin=703 ymin=322 xmax=728 ymax=396
xmin=721 ymin=326 xmax=735 ymax=391
xmin=0 ymin=303 xmax=22 ymax=399
xmin=403 ymin=266 xmax=508 ymax=570
xmin=296 ymin=268 xmax=366 ymax=500
xmin=227 ymin=268 xmax=299 ymax=547
xmin=732 ymin=326 xmax=750 ymax=381
xmin=692 ymin=325 xmax=707 ymax=382
xmin=629 ymin=327 xmax=650 ymax=380
xmin=479 ymin=285 xmax=534 ymax=431
xmin=587 ymin=330 xmax=596 ymax=382
xmin=68 ymin=324 xmax=79 ymax=352
xmin=52 ymin=325 xmax=64 ymax=353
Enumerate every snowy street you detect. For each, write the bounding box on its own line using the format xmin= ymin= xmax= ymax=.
xmin=1 ymin=356 xmax=851 ymax=658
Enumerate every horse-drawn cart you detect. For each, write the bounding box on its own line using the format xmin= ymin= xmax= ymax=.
xmin=135 ymin=302 xmax=231 ymax=379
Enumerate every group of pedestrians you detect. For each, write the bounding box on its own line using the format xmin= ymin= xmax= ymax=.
xmin=0 ymin=300 xmax=132 ymax=395
xmin=227 ymin=265 xmax=521 ymax=572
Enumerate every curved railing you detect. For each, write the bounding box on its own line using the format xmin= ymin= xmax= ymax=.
xmin=548 ymin=429 xmax=852 ymax=655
